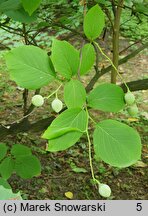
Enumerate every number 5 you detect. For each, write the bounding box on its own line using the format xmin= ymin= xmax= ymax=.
xmin=136 ymin=203 xmax=142 ymax=211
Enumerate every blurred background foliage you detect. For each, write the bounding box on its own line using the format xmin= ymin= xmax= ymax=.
xmin=0 ymin=0 xmax=147 ymax=50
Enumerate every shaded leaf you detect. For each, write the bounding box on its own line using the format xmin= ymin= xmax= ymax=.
xmin=11 ymin=144 xmax=32 ymax=157
xmin=0 ymin=157 xmax=15 ymax=179
xmin=5 ymin=7 xmax=37 ymax=23
xmin=0 ymin=143 xmax=8 ymax=161
xmin=87 ymin=83 xmax=125 ymax=112
xmin=21 ymin=0 xmax=42 ymax=15
xmin=0 ymin=178 xmax=11 ymax=189
xmin=15 ymin=155 xmax=41 ymax=179
xmin=0 ymin=0 xmax=20 ymax=11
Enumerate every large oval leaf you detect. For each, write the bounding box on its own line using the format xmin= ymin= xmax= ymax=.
xmin=93 ymin=119 xmax=141 ymax=168
xmin=79 ymin=43 xmax=96 ymax=75
xmin=5 ymin=45 xmax=55 ymax=90
xmin=42 ymin=108 xmax=87 ymax=139
xmin=0 ymin=178 xmax=11 ymax=189
xmin=21 ymin=0 xmax=42 ymax=15
xmin=42 ymin=108 xmax=87 ymax=152
xmin=0 ymin=157 xmax=15 ymax=179
xmin=47 ymin=131 xmax=83 ymax=152
xmin=64 ymin=80 xmax=86 ymax=108
xmin=87 ymin=83 xmax=125 ymax=112
xmin=11 ymin=144 xmax=32 ymax=157
xmin=42 ymin=127 xmax=82 ymax=140
xmin=5 ymin=7 xmax=37 ymax=23
xmin=0 ymin=0 xmax=20 ymax=12
xmin=0 ymin=186 xmax=22 ymax=200
xmin=0 ymin=0 xmax=37 ymax=23
xmin=51 ymin=39 xmax=79 ymax=79
xmin=83 ymin=4 xmax=105 ymax=41
xmin=15 ymin=155 xmax=41 ymax=179
xmin=0 ymin=143 xmax=8 ymax=161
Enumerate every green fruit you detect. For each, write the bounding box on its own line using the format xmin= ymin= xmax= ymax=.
xmin=51 ymin=98 xmax=63 ymax=113
xmin=31 ymin=95 xmax=44 ymax=107
xmin=124 ymin=92 xmax=135 ymax=105
xmin=127 ymin=104 xmax=138 ymax=116
xmin=99 ymin=183 xmax=111 ymax=198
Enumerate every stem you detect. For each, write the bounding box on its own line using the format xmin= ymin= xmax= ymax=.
xmin=89 ymin=115 xmax=97 ymax=124
xmin=77 ymin=0 xmax=87 ymax=80
xmin=94 ymin=42 xmax=129 ymax=91
xmin=25 ymin=89 xmax=40 ymax=115
xmin=44 ymin=84 xmax=63 ymax=99
xmin=86 ymin=130 xmax=96 ymax=181
xmin=22 ymin=23 xmax=29 ymax=115
xmin=111 ymin=0 xmax=124 ymax=83
xmin=23 ymin=89 xmax=29 ymax=115
xmin=85 ymin=108 xmax=100 ymax=185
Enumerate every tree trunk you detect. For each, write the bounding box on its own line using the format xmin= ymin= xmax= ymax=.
xmin=111 ymin=0 xmax=124 ymax=83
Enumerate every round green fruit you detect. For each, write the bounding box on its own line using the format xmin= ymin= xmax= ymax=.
xmin=124 ymin=92 xmax=135 ymax=105
xmin=98 ymin=184 xmax=111 ymax=198
xmin=127 ymin=104 xmax=138 ymax=117
xmin=51 ymin=98 xmax=63 ymax=113
xmin=31 ymin=95 xmax=44 ymax=107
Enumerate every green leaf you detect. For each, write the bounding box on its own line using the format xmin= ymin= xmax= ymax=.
xmin=5 ymin=7 xmax=37 ymax=23
xmin=79 ymin=43 xmax=96 ymax=75
xmin=95 ymin=0 xmax=106 ymax=5
xmin=72 ymin=167 xmax=87 ymax=173
xmin=43 ymin=108 xmax=87 ymax=152
xmin=0 ymin=186 xmax=22 ymax=200
xmin=87 ymin=83 xmax=125 ymax=112
xmin=0 ymin=0 xmax=36 ymax=23
xmin=5 ymin=45 xmax=55 ymax=90
xmin=43 ymin=108 xmax=87 ymax=139
xmin=0 ymin=0 xmax=20 ymax=12
xmin=47 ymin=132 xmax=82 ymax=152
xmin=15 ymin=155 xmax=41 ymax=179
xmin=0 ymin=143 xmax=8 ymax=161
xmin=51 ymin=39 xmax=79 ymax=79
xmin=21 ymin=0 xmax=42 ymax=15
xmin=70 ymin=163 xmax=87 ymax=173
xmin=0 ymin=157 xmax=15 ymax=179
xmin=42 ymin=127 xmax=82 ymax=140
xmin=0 ymin=178 xmax=11 ymax=189
xmin=83 ymin=4 xmax=105 ymax=41
xmin=93 ymin=119 xmax=141 ymax=168
xmin=134 ymin=3 xmax=148 ymax=14
xmin=64 ymin=80 xmax=86 ymax=108
xmin=11 ymin=144 xmax=32 ymax=157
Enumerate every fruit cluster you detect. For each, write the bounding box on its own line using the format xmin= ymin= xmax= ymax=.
xmin=31 ymin=95 xmax=63 ymax=113
xmin=124 ymin=91 xmax=138 ymax=116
